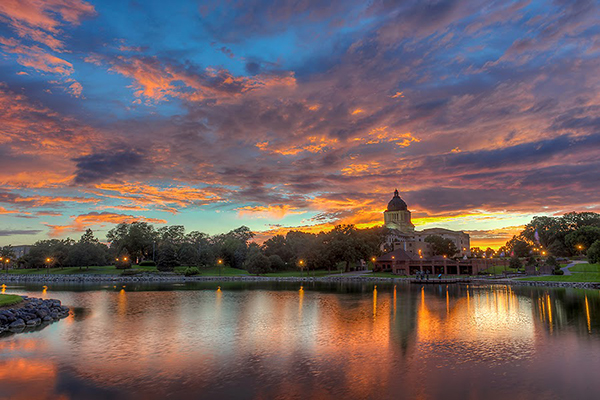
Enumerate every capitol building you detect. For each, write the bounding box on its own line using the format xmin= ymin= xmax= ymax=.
xmin=383 ymin=189 xmax=470 ymax=258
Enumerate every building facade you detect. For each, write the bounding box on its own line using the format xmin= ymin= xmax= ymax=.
xmin=382 ymin=189 xmax=470 ymax=259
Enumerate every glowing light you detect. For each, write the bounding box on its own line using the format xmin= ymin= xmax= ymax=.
xmin=217 ymin=259 xmax=223 ymax=264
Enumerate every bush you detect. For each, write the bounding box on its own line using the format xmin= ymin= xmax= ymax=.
xmin=552 ymin=267 xmax=564 ymax=275
xmin=115 ymin=257 xmax=132 ymax=269
xmin=139 ymin=260 xmax=156 ymax=267
xmin=184 ymin=266 xmax=200 ymax=276
xmin=268 ymin=254 xmax=286 ymax=271
xmin=121 ymin=269 xmax=142 ymax=276
xmin=244 ymin=253 xmax=271 ymax=275
xmin=588 ymin=240 xmax=600 ymax=264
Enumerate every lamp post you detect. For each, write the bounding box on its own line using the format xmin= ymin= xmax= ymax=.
xmin=46 ymin=258 xmax=52 ymax=275
xmin=218 ymin=259 xmax=223 ymax=276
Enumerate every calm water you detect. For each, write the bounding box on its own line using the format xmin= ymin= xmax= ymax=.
xmin=1 ymin=281 xmax=600 ymax=400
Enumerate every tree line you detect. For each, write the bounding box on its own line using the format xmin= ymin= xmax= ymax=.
xmin=3 ymin=223 xmax=387 ymax=274
xmin=498 ymin=212 xmax=600 ymax=262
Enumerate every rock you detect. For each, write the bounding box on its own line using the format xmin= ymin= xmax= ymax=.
xmin=43 ymin=316 xmax=53 ymax=323
xmin=9 ymin=319 xmax=25 ymax=329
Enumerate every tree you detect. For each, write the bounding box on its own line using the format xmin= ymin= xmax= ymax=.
xmin=157 ymin=243 xmax=179 ymax=271
xmin=587 ymin=240 xmax=600 ymax=264
xmin=1 ymin=245 xmax=16 ymax=271
xmin=244 ymin=253 xmax=271 ymax=275
xmin=565 ymin=226 xmax=600 ymax=254
xmin=212 ymin=226 xmax=254 ymax=269
xmin=506 ymin=236 xmax=531 ymax=257
xmin=262 ymin=235 xmax=294 ymax=263
xmin=509 ymin=256 xmax=522 ymax=270
xmin=107 ymin=222 xmax=157 ymax=263
xmin=545 ymin=255 xmax=559 ymax=268
xmin=424 ymin=235 xmax=458 ymax=257
xmin=324 ymin=225 xmax=372 ymax=272
xmin=268 ymin=254 xmax=286 ymax=271
xmin=67 ymin=229 xmax=108 ymax=269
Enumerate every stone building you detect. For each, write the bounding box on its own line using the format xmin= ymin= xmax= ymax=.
xmin=382 ymin=189 xmax=470 ymax=258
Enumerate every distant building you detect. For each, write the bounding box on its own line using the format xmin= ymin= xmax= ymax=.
xmin=382 ymin=189 xmax=470 ymax=259
xmin=10 ymin=245 xmax=32 ymax=258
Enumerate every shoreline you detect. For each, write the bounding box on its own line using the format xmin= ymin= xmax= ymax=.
xmin=0 ymin=296 xmax=70 ymax=335
xmin=2 ymin=273 xmax=599 ymax=289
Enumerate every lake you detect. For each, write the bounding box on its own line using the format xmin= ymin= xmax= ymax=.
xmin=1 ymin=281 xmax=600 ymax=399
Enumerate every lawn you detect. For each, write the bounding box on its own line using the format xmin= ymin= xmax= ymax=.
xmin=194 ymin=266 xmax=249 ymax=276
xmin=517 ymin=272 xmax=600 ymax=283
xmin=261 ymin=270 xmax=332 ymax=277
xmin=568 ymin=263 xmax=600 ymax=272
xmin=0 ymin=294 xmax=24 ymax=307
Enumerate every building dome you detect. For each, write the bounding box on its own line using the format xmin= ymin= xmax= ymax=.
xmin=387 ymin=189 xmax=408 ymax=211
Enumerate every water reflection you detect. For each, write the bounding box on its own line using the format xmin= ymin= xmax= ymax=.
xmin=1 ymin=283 xmax=600 ymax=399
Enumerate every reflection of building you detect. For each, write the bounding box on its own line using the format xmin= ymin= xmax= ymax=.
xmin=383 ymin=189 xmax=470 ymax=258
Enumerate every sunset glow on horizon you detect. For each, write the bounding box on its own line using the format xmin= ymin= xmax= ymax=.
xmin=1 ymin=0 xmax=599 ymax=249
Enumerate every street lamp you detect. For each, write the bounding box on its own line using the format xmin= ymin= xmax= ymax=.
xmin=46 ymin=257 xmax=52 ymax=274
xmin=217 ymin=259 xmax=223 ymax=276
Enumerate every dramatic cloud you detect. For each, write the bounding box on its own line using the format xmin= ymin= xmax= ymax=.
xmin=1 ymin=0 xmax=599 ymax=247
xmin=44 ymin=211 xmax=167 ymax=237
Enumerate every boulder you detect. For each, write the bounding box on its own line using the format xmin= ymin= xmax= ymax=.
xmin=9 ymin=319 xmax=26 ymax=329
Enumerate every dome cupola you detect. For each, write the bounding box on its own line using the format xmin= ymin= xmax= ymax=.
xmin=387 ymin=189 xmax=408 ymax=211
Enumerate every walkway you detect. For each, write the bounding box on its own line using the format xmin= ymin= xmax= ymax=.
xmin=561 ymin=260 xmax=587 ymax=276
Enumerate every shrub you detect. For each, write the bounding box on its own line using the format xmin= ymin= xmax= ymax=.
xmin=588 ymin=240 xmax=600 ymax=264
xmin=121 ymin=269 xmax=142 ymax=276
xmin=552 ymin=268 xmax=564 ymax=275
xmin=139 ymin=260 xmax=156 ymax=267
xmin=184 ymin=266 xmax=200 ymax=276
xmin=244 ymin=253 xmax=271 ymax=275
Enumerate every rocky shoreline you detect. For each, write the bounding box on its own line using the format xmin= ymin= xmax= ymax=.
xmin=0 ymin=296 xmax=70 ymax=335
xmin=1 ymin=273 xmax=599 ymax=289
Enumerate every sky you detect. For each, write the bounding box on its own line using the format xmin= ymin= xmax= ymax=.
xmin=0 ymin=0 xmax=599 ymax=249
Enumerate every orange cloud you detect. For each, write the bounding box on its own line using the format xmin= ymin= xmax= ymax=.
xmin=98 ymin=55 xmax=296 ymax=102
xmin=0 ymin=206 xmax=21 ymax=214
xmin=45 ymin=211 xmax=167 ymax=237
xmin=352 ymin=126 xmax=420 ymax=147
xmin=256 ymin=136 xmax=338 ymax=156
xmin=90 ymin=182 xmax=226 ymax=213
xmin=0 ymin=38 xmax=73 ymax=75
xmin=236 ymin=205 xmax=306 ymax=219
xmin=341 ymin=162 xmax=381 ymax=176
